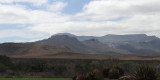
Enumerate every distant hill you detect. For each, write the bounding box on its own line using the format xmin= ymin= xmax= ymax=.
xmin=0 ymin=43 xmax=73 ymax=57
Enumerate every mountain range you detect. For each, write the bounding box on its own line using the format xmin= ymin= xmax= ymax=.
xmin=55 ymin=33 xmax=159 ymax=47
xmin=36 ymin=33 xmax=160 ymax=54
xmin=0 ymin=33 xmax=160 ymax=58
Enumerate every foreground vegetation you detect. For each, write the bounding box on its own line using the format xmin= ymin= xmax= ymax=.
xmin=0 ymin=55 xmax=160 ymax=80
xmin=73 ymin=64 xmax=158 ymax=80
xmin=0 ymin=78 xmax=71 ymax=80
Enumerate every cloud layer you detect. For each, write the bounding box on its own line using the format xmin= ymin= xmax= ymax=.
xmin=0 ymin=0 xmax=160 ymax=42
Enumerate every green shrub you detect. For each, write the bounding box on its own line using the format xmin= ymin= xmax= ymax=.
xmin=75 ymin=60 xmax=102 ymax=74
xmin=4 ymin=70 xmax=15 ymax=78
xmin=156 ymin=64 xmax=160 ymax=75
xmin=134 ymin=64 xmax=158 ymax=80
xmin=102 ymin=67 xmax=110 ymax=78
xmin=0 ymin=55 xmax=13 ymax=72
xmin=86 ymin=72 xmax=95 ymax=80
xmin=0 ymin=55 xmax=12 ymax=66
xmin=119 ymin=62 xmax=137 ymax=74
xmin=83 ymin=59 xmax=103 ymax=71
xmin=0 ymin=63 xmax=7 ymax=72
xmin=113 ymin=65 xmax=124 ymax=76
xmin=30 ymin=62 xmax=46 ymax=72
xmin=75 ymin=64 xmax=84 ymax=74
xmin=54 ymin=65 xmax=67 ymax=76
xmin=14 ymin=63 xmax=31 ymax=72
xmin=108 ymin=68 xmax=120 ymax=79
xmin=72 ymin=75 xmax=77 ymax=80
xmin=93 ymin=69 xmax=103 ymax=80
xmin=75 ymin=74 xmax=86 ymax=80
xmin=86 ymin=69 xmax=103 ymax=80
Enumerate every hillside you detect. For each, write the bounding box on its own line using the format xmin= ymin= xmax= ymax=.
xmin=0 ymin=43 xmax=74 ymax=58
xmin=35 ymin=35 xmax=92 ymax=54
xmin=117 ymin=39 xmax=160 ymax=54
xmin=82 ymin=39 xmax=131 ymax=54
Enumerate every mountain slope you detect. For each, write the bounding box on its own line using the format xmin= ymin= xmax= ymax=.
xmin=35 ymin=35 xmax=92 ymax=54
xmin=98 ymin=34 xmax=159 ymax=47
xmin=117 ymin=39 xmax=160 ymax=54
xmin=0 ymin=43 xmax=73 ymax=57
xmin=82 ymin=39 xmax=131 ymax=54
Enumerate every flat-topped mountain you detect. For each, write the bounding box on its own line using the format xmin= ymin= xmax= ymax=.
xmin=55 ymin=33 xmax=158 ymax=47
xmin=98 ymin=34 xmax=159 ymax=47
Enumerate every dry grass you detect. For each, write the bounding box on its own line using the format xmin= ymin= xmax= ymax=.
xmin=11 ymin=53 xmax=160 ymax=60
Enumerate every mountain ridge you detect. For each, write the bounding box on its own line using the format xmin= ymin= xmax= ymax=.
xmin=50 ymin=33 xmax=160 ymax=54
xmin=0 ymin=33 xmax=160 ymax=57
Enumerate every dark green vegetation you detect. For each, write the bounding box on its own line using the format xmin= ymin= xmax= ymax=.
xmin=73 ymin=63 xmax=158 ymax=80
xmin=134 ymin=65 xmax=158 ymax=80
xmin=0 ymin=55 xmax=160 ymax=80
xmin=0 ymin=78 xmax=71 ymax=80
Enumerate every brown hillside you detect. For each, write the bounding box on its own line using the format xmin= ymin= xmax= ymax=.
xmin=0 ymin=43 xmax=74 ymax=58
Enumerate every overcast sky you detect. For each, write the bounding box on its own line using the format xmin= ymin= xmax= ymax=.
xmin=0 ymin=0 xmax=160 ymax=43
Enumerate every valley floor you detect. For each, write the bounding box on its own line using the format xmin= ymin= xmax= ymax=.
xmin=11 ymin=53 xmax=160 ymax=60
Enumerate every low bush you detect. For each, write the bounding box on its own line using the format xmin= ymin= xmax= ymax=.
xmin=134 ymin=64 xmax=158 ymax=80
xmin=74 ymin=74 xmax=86 ymax=80
xmin=86 ymin=69 xmax=103 ymax=80
xmin=119 ymin=62 xmax=137 ymax=74
xmin=108 ymin=68 xmax=120 ymax=79
xmin=102 ymin=67 xmax=110 ymax=78
xmin=54 ymin=65 xmax=67 ymax=76
xmin=113 ymin=65 xmax=124 ymax=76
